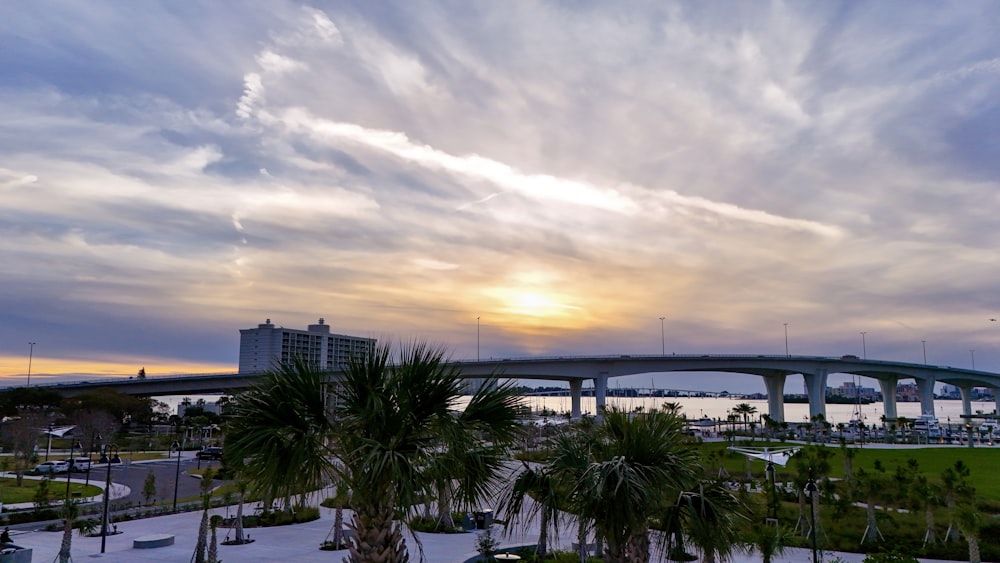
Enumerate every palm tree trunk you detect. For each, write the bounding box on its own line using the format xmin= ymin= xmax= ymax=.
xmin=577 ymin=518 xmax=588 ymax=563
xmin=536 ymin=511 xmax=549 ymax=557
xmin=208 ymin=523 xmax=219 ymax=563
xmin=334 ymin=504 xmax=344 ymax=546
xmin=193 ymin=508 xmax=208 ymax=563
xmin=435 ymin=480 xmax=455 ymax=530
xmin=348 ymin=506 xmax=409 ymax=563
xmin=58 ymin=519 xmax=73 ymax=563
xmin=235 ymin=498 xmax=244 ymax=543
xmin=923 ymin=505 xmax=936 ymax=545
xmin=969 ymin=536 xmax=981 ymax=563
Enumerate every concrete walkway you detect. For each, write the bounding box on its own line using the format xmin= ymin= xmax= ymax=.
xmin=4 ymin=500 xmax=973 ymax=563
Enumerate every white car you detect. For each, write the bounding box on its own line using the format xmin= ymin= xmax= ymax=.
xmin=34 ymin=460 xmax=70 ymax=474
xmin=65 ymin=457 xmax=92 ymax=472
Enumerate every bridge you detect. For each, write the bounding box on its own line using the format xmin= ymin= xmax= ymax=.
xmin=16 ymin=354 xmax=1000 ymax=423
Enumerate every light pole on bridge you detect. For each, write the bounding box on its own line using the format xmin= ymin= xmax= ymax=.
xmin=659 ymin=317 xmax=665 ymax=355
xmin=783 ymin=323 xmax=789 ymax=357
xmin=922 ymin=340 xmax=927 ymax=365
xmin=477 ymin=316 xmax=480 ymax=362
xmin=860 ymin=331 xmax=867 ymax=359
xmin=26 ymin=341 xmax=36 ymax=387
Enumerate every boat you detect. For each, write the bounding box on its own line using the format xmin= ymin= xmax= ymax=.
xmin=913 ymin=414 xmax=941 ymax=437
xmin=689 ymin=416 xmax=717 ymax=428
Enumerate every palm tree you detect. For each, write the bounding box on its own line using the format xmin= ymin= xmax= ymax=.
xmin=495 ymin=460 xmax=565 ymax=558
xmin=732 ymin=403 xmax=757 ymax=437
xmin=941 ymin=460 xmax=971 ymax=542
xmin=226 ymin=357 xmax=338 ymax=511
xmin=56 ymin=498 xmax=79 ymax=563
xmin=557 ymin=406 xmax=746 ymax=563
xmin=955 ymin=501 xmax=983 ymax=563
xmin=854 ymin=465 xmax=886 ymax=544
xmin=335 ymin=342 xmax=523 ymax=563
xmin=663 ymin=481 xmax=746 ymax=563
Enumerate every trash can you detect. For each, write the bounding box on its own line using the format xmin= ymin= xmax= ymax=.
xmin=474 ymin=509 xmax=493 ymax=529
xmin=461 ymin=513 xmax=476 ymax=531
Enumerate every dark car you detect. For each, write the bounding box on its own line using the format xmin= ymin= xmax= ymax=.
xmin=196 ymin=447 xmax=223 ymax=461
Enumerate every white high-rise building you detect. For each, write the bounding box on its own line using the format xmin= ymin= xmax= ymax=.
xmin=239 ymin=318 xmax=374 ymax=374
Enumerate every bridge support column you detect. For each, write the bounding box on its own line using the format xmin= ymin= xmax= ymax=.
xmin=994 ymin=391 xmax=1000 ymax=416
xmin=594 ymin=373 xmax=608 ymax=417
xmin=876 ymin=377 xmax=898 ymax=421
xmin=569 ymin=379 xmax=583 ymax=420
xmin=959 ymin=385 xmax=974 ymax=418
xmin=916 ymin=378 xmax=936 ymax=416
xmin=802 ymin=369 xmax=828 ymax=421
xmin=762 ymin=375 xmax=787 ymax=423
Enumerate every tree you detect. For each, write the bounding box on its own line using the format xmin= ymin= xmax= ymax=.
xmin=226 ymin=342 xmax=523 ymax=563
xmin=536 ymin=406 xmax=746 ymax=563
xmin=941 ymin=460 xmax=971 ymax=542
xmin=664 ymin=481 xmax=747 ymax=563
xmin=955 ymin=501 xmax=983 ymax=563
xmin=748 ymin=523 xmax=791 ymax=563
xmin=335 ymin=342 xmax=522 ymax=563
xmin=732 ymin=403 xmax=757 ymax=436
xmin=142 ymin=472 xmax=157 ymax=506
xmin=2 ymin=410 xmax=48 ymax=486
xmin=192 ymin=468 xmax=214 ymax=563
xmin=56 ymin=498 xmax=79 ymax=563
xmin=226 ymin=358 xmax=338 ymax=510
xmin=854 ymin=464 xmax=886 ymax=544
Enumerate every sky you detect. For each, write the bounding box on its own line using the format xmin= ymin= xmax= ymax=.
xmin=2 ymin=1 xmax=1000 ymax=393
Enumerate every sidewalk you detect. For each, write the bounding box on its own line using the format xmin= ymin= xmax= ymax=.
xmin=3 ymin=499 xmax=973 ymax=563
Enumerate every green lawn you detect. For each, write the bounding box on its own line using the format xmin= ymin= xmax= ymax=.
xmin=0 ymin=477 xmax=103 ymax=504
xmin=701 ymin=440 xmax=1000 ymax=502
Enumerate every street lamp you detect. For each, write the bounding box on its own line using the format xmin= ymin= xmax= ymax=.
xmin=85 ymin=433 xmax=101 ymax=488
xmin=26 ymin=342 xmax=36 ymax=387
xmin=783 ymin=323 xmax=789 ymax=357
xmin=970 ymin=349 xmax=976 ymax=370
xmin=172 ymin=440 xmax=182 ymax=512
xmin=45 ymin=422 xmax=53 ymax=461
xmin=804 ymin=477 xmax=819 ymax=563
xmin=921 ymin=340 xmax=927 ymax=364
xmin=99 ymin=444 xmax=121 ymax=554
xmin=765 ymin=460 xmax=777 ymax=521
xmin=476 ymin=316 xmax=480 ymax=362
xmin=860 ymin=331 xmax=867 ymax=359
xmin=659 ymin=317 xmax=665 ymax=355
xmin=65 ymin=441 xmax=82 ymax=500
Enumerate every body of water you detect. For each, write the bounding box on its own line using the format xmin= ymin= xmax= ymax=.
xmin=160 ymin=393 xmax=996 ymax=428
xmin=520 ymin=395 xmax=997 ymax=427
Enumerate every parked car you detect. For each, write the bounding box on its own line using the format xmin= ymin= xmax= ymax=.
xmin=196 ymin=447 xmax=223 ymax=461
xmin=34 ymin=461 xmax=70 ymax=474
xmin=65 ymin=457 xmax=92 ymax=472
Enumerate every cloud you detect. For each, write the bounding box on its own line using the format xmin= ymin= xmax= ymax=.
xmin=1 ymin=0 xmax=999 ymax=383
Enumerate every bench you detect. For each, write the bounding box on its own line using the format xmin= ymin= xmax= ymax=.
xmin=133 ymin=534 xmax=175 ymax=549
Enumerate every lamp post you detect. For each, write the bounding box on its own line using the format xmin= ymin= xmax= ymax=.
xmin=659 ymin=317 xmax=665 ymax=355
xmin=765 ymin=460 xmax=777 ymax=521
xmin=99 ymin=443 xmax=121 ymax=554
xmin=860 ymin=331 xmax=867 ymax=359
xmin=783 ymin=323 xmax=789 ymax=357
xmin=476 ymin=316 xmax=480 ymax=362
xmin=45 ymin=422 xmax=53 ymax=461
xmin=921 ymin=340 xmax=927 ymax=364
xmin=26 ymin=342 xmax=36 ymax=387
xmin=66 ymin=441 xmax=81 ymax=500
xmin=970 ymin=349 xmax=976 ymax=370
xmin=85 ymin=433 xmax=101 ymax=488
xmin=172 ymin=440 xmax=182 ymax=512
xmin=804 ymin=477 xmax=819 ymax=563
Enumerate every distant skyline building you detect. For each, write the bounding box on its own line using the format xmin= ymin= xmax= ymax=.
xmin=238 ymin=318 xmax=374 ymax=374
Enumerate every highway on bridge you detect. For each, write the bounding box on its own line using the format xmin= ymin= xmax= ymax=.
xmin=13 ymin=354 xmax=1000 ymax=423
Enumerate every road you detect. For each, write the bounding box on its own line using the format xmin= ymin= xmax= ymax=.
xmin=88 ymin=454 xmax=227 ymax=507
